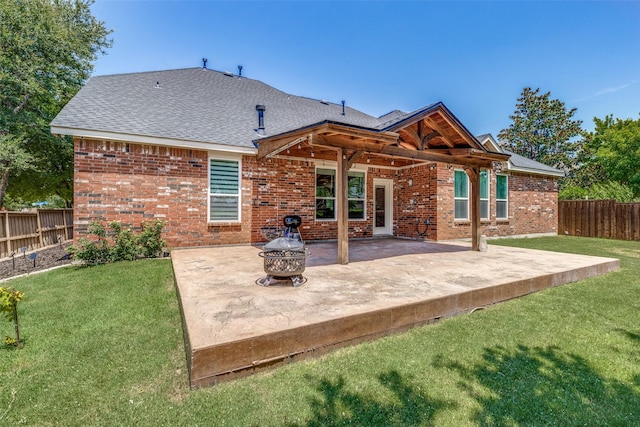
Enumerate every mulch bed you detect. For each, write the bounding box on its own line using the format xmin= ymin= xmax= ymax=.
xmin=0 ymin=244 xmax=73 ymax=282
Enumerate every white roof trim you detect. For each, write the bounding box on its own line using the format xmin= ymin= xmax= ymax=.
xmin=505 ymin=163 xmax=565 ymax=177
xmin=50 ymin=126 xmax=257 ymax=155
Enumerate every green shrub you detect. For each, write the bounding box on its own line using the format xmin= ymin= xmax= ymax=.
xmin=109 ymin=221 xmax=139 ymax=262
xmin=588 ymin=181 xmax=636 ymax=202
xmin=559 ymin=185 xmax=587 ymax=200
xmin=67 ymin=221 xmax=111 ymax=265
xmin=137 ymin=219 xmax=166 ymax=258
xmin=67 ymin=219 xmax=166 ymax=265
xmin=559 ymin=181 xmax=637 ymax=202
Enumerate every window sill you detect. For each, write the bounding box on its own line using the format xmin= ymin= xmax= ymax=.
xmin=315 ymin=218 xmax=367 ymax=222
xmin=208 ymin=221 xmax=241 ymax=227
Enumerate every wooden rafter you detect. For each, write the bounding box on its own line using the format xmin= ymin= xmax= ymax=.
xmin=399 ymin=127 xmax=420 ymax=149
xmin=424 ymin=116 xmax=456 ymax=148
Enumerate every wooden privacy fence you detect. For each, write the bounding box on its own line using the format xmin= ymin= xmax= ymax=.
xmin=558 ymin=200 xmax=640 ymax=241
xmin=0 ymin=209 xmax=73 ymax=258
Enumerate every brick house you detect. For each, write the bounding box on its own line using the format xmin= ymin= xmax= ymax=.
xmin=51 ymin=67 xmax=562 ymax=262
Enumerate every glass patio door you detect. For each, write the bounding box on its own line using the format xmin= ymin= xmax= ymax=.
xmin=373 ymin=179 xmax=393 ymax=235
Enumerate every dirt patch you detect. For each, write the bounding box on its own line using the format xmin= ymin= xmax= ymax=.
xmin=0 ymin=244 xmax=73 ymax=282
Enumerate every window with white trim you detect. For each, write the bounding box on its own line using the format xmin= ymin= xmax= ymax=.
xmin=480 ymin=169 xmax=489 ymax=220
xmin=454 ymin=169 xmax=469 ymax=220
xmin=209 ymin=158 xmax=240 ymax=221
xmin=347 ymin=171 xmax=365 ymax=219
xmin=496 ymin=174 xmax=508 ymax=220
xmin=316 ymin=168 xmax=336 ymax=220
xmin=315 ymin=168 xmax=366 ymax=220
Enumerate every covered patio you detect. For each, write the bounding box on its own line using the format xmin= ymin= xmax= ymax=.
xmin=171 ymin=238 xmax=619 ymax=388
xmin=255 ymin=103 xmax=510 ymax=263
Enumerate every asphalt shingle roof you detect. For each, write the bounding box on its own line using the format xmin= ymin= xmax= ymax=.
xmin=51 ymin=68 xmax=403 ymax=149
xmin=52 ymin=67 xmax=562 ymax=176
xmin=503 ymin=149 xmax=564 ymax=175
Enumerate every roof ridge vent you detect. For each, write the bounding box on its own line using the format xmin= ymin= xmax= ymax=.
xmin=320 ymin=100 xmax=329 ymax=105
xmin=223 ymin=71 xmax=234 ymax=77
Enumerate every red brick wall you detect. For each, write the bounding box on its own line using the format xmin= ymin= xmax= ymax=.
xmin=248 ymin=160 xmax=397 ymax=242
xmin=74 ymin=138 xmax=557 ymax=248
xmin=434 ymin=166 xmax=558 ymax=240
xmin=395 ymin=164 xmax=438 ymax=240
xmin=74 ymin=138 xmax=251 ymax=248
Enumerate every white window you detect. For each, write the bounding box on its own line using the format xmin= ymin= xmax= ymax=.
xmin=454 ymin=169 xmax=469 ymax=220
xmin=315 ymin=168 xmax=366 ymax=220
xmin=480 ymin=169 xmax=489 ymax=220
xmin=347 ymin=171 xmax=365 ymax=220
xmin=496 ymin=174 xmax=508 ymax=220
xmin=209 ymin=158 xmax=240 ymax=222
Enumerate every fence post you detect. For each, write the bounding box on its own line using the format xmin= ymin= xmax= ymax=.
xmin=4 ymin=212 xmax=11 ymax=254
xmin=63 ymin=209 xmax=69 ymax=240
xmin=36 ymin=209 xmax=44 ymax=248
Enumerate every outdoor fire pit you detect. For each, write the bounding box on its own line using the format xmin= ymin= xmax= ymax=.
xmin=257 ymin=215 xmax=309 ymax=287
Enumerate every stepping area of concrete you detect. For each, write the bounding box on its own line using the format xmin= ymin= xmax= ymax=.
xmin=171 ymin=239 xmax=619 ymax=388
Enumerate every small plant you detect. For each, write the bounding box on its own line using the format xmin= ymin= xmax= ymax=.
xmin=0 ymin=287 xmax=24 ymax=348
xmin=109 ymin=221 xmax=138 ymax=262
xmin=67 ymin=219 xmax=166 ymax=265
xmin=138 ymin=219 xmax=166 ymax=258
xmin=67 ymin=221 xmax=111 ymax=265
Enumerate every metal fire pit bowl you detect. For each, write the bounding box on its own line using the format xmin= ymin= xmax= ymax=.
xmin=257 ymin=237 xmax=309 ymax=287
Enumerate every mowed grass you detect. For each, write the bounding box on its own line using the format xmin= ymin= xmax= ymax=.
xmin=1 ymin=236 xmax=639 ymax=426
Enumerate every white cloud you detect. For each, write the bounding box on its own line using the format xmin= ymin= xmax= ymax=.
xmin=572 ymin=80 xmax=637 ymax=103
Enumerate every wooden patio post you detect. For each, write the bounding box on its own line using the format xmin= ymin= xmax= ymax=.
xmin=467 ymin=166 xmax=481 ymax=251
xmin=337 ymin=148 xmax=349 ymax=264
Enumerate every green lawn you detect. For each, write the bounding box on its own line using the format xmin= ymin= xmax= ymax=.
xmin=1 ymin=237 xmax=639 ymax=426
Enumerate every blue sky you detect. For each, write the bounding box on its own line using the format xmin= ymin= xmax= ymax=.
xmin=90 ymin=1 xmax=640 ymax=136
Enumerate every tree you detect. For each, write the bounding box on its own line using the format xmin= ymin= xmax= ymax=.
xmin=0 ymin=0 xmax=112 ymax=208
xmin=588 ymin=115 xmax=640 ymax=197
xmin=498 ymin=88 xmax=584 ymax=171
xmin=0 ymin=135 xmax=34 ymax=205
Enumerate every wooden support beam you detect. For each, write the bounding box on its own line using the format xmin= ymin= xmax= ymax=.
xmin=421 ymin=130 xmax=441 ymax=150
xmin=430 ymin=148 xmax=510 ymax=162
xmin=314 ymin=123 xmax=399 ymax=145
xmin=337 ymin=148 xmax=349 ymax=264
xmin=347 ymin=150 xmax=364 ymax=169
xmin=424 ymin=117 xmax=456 ymax=148
xmin=311 ymin=136 xmax=496 ymax=167
xmin=466 ymin=166 xmax=481 ymax=251
xmin=399 ymin=127 xmax=421 ymax=149
xmin=380 ymin=145 xmax=494 ymax=168
xmin=257 ymin=135 xmax=308 ymax=159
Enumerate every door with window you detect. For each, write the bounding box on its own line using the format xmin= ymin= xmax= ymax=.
xmin=373 ymin=179 xmax=393 ymax=235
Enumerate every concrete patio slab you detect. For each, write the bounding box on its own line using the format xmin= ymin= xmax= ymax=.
xmin=171 ymin=239 xmax=619 ymax=388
